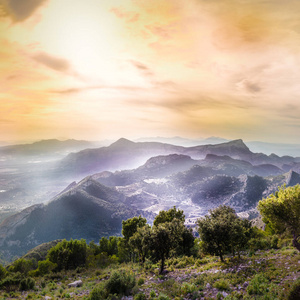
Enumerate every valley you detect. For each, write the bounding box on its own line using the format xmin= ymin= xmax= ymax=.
xmin=0 ymin=137 xmax=300 ymax=259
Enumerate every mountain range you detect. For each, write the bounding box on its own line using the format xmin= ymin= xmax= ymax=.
xmin=58 ymin=138 xmax=300 ymax=178
xmin=0 ymin=137 xmax=300 ymax=260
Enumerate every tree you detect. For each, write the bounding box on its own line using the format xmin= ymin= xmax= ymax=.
xmin=121 ymin=216 xmax=147 ymax=261
xmin=129 ymin=225 xmax=151 ymax=264
xmin=229 ymin=218 xmax=252 ymax=258
xmin=147 ymin=207 xmax=194 ymax=273
xmin=197 ymin=205 xmax=251 ymax=261
xmin=147 ymin=222 xmax=175 ymax=274
xmin=258 ymin=185 xmax=300 ymax=251
xmin=122 ymin=216 xmax=147 ymax=240
xmin=153 ymin=206 xmax=185 ymax=226
xmin=47 ymin=239 xmax=87 ymax=271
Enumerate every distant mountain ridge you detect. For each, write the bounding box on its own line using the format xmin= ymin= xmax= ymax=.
xmin=58 ymin=138 xmax=300 ymax=178
xmin=0 ymin=139 xmax=96 ymax=159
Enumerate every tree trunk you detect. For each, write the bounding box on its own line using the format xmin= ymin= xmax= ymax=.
xmin=218 ymin=249 xmax=224 ymax=262
xmin=159 ymin=255 xmax=165 ymax=274
xmin=292 ymin=233 xmax=300 ymax=252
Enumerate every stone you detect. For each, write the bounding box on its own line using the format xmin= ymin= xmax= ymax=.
xmin=68 ymin=280 xmax=83 ymax=288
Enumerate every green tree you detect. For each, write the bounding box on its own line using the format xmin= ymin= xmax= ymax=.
xmin=153 ymin=206 xmax=185 ymax=226
xmin=229 ymin=218 xmax=252 ymax=258
xmin=258 ymin=185 xmax=300 ymax=251
xmin=146 ymin=207 xmax=194 ymax=273
xmin=122 ymin=216 xmax=147 ymax=240
xmin=8 ymin=258 xmax=33 ymax=275
xmin=121 ymin=216 xmax=147 ymax=261
xmin=99 ymin=237 xmax=109 ymax=254
xmin=147 ymin=222 xmax=174 ymax=274
xmin=47 ymin=239 xmax=87 ymax=271
xmin=36 ymin=259 xmax=57 ymax=275
xmin=129 ymin=225 xmax=151 ymax=264
xmin=197 ymin=205 xmax=250 ymax=261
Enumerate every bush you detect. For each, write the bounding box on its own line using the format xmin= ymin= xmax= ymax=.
xmin=137 ymin=277 xmax=145 ymax=285
xmin=248 ymin=238 xmax=270 ymax=251
xmin=105 ymin=269 xmax=136 ymax=296
xmin=134 ymin=293 xmax=147 ymax=300
xmin=270 ymin=235 xmax=279 ymax=249
xmin=0 ymin=265 xmax=7 ymax=280
xmin=89 ymin=283 xmax=106 ymax=300
xmin=247 ymin=273 xmax=269 ymax=295
xmin=47 ymin=239 xmax=87 ymax=271
xmin=0 ymin=275 xmax=21 ymax=292
xmin=287 ymin=278 xmax=300 ymax=300
xmin=213 ymin=279 xmax=230 ymax=291
xmin=157 ymin=294 xmax=171 ymax=300
xmin=19 ymin=277 xmax=35 ymax=291
xmin=150 ymin=289 xmax=156 ymax=298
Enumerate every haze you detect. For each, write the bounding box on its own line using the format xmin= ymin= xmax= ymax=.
xmin=1 ymin=0 xmax=300 ymax=144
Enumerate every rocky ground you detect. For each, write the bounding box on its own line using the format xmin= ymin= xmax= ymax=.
xmin=5 ymin=247 xmax=299 ymax=299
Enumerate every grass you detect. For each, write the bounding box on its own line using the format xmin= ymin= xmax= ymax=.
xmin=0 ymin=246 xmax=298 ymax=299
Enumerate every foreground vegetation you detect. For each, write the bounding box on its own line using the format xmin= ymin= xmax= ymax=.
xmin=0 ymin=185 xmax=299 ymax=299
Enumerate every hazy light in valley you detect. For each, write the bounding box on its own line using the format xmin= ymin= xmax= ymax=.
xmin=1 ymin=0 xmax=300 ymax=143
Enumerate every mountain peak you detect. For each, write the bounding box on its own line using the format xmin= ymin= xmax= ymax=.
xmin=286 ymin=170 xmax=300 ymax=186
xmin=109 ymin=138 xmax=135 ymax=148
xmin=226 ymin=139 xmax=249 ymax=149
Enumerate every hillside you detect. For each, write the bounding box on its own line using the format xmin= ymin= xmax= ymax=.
xmin=0 ymin=178 xmax=152 ymax=260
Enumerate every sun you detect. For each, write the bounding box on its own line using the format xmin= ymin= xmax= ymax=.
xmin=29 ymin=0 xmax=123 ymax=81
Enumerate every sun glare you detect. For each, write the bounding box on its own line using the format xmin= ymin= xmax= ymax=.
xmin=29 ymin=0 xmax=123 ymax=81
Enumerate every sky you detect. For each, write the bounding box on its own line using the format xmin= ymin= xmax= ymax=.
xmin=1 ymin=0 xmax=300 ymax=144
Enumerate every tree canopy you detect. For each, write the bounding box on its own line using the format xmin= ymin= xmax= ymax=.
xmin=153 ymin=206 xmax=185 ymax=226
xmin=258 ymin=184 xmax=300 ymax=251
xmin=197 ymin=205 xmax=252 ymax=261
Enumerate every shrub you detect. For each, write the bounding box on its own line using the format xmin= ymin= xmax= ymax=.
xmin=270 ymin=235 xmax=279 ymax=249
xmin=134 ymin=293 xmax=147 ymax=300
xmin=247 ymin=273 xmax=269 ymax=295
xmin=0 ymin=265 xmax=7 ymax=280
xmin=19 ymin=277 xmax=35 ymax=291
xmin=8 ymin=258 xmax=33 ymax=275
xmin=105 ymin=269 xmax=136 ymax=296
xmin=150 ymin=289 xmax=156 ymax=298
xmin=180 ymin=282 xmax=197 ymax=295
xmin=287 ymin=278 xmax=300 ymax=300
xmin=137 ymin=277 xmax=145 ymax=285
xmin=89 ymin=283 xmax=106 ymax=300
xmin=47 ymin=239 xmax=87 ymax=271
xmin=248 ymin=238 xmax=270 ymax=251
xmin=214 ymin=279 xmax=230 ymax=291
xmin=0 ymin=275 xmax=21 ymax=292
xmin=157 ymin=294 xmax=171 ymax=300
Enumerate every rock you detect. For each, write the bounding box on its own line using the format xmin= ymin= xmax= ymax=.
xmin=68 ymin=280 xmax=83 ymax=288
xmin=206 ymin=283 xmax=211 ymax=289
xmin=45 ymin=297 xmax=52 ymax=300
xmin=222 ymin=292 xmax=229 ymax=297
xmin=243 ymin=281 xmax=249 ymax=288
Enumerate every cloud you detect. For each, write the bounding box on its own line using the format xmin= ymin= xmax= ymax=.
xmin=110 ymin=7 xmax=139 ymax=23
xmin=32 ymin=52 xmax=71 ymax=73
xmin=236 ymin=79 xmax=262 ymax=94
xmin=129 ymin=60 xmax=154 ymax=77
xmin=0 ymin=0 xmax=48 ymax=21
